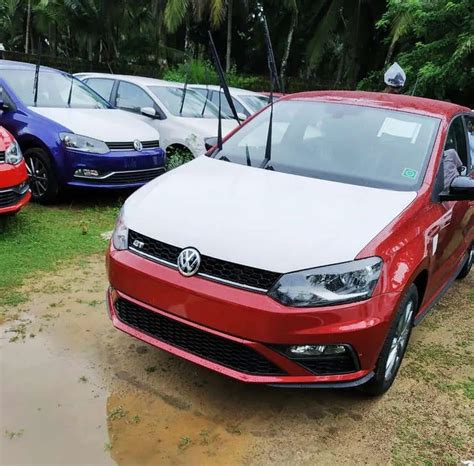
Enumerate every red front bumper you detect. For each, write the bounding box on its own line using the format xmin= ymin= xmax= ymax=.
xmin=107 ymin=246 xmax=401 ymax=385
xmin=0 ymin=160 xmax=31 ymax=215
xmin=0 ymin=189 xmax=31 ymax=215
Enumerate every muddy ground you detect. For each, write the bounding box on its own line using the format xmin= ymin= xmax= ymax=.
xmin=0 ymin=255 xmax=473 ymax=465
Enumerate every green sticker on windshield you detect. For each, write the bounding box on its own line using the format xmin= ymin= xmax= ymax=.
xmin=402 ymin=168 xmax=418 ymax=179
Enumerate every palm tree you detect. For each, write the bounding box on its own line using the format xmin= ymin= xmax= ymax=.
xmin=279 ymin=0 xmax=299 ymax=90
xmin=164 ymin=0 xmax=234 ymax=69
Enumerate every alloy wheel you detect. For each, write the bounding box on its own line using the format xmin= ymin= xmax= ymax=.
xmin=385 ymin=300 xmax=414 ymax=381
xmin=26 ymin=155 xmax=49 ymax=198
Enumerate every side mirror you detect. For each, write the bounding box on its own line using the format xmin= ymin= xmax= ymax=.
xmin=440 ymin=176 xmax=474 ymax=201
xmin=237 ymin=112 xmax=247 ymax=122
xmin=141 ymin=107 xmax=159 ymax=119
xmin=204 ymin=137 xmax=218 ymax=151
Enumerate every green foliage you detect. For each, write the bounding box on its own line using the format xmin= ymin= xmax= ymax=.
xmin=377 ymin=0 xmax=473 ymax=101
xmin=163 ymin=59 xmax=266 ymax=90
xmin=165 ymin=147 xmax=195 ymax=170
xmin=0 ymin=0 xmax=472 ymax=103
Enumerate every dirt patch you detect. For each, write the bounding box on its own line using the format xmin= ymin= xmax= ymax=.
xmin=1 ymin=255 xmax=473 ymax=465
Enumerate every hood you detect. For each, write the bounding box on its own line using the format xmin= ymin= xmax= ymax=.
xmin=178 ymin=117 xmax=239 ymax=138
xmin=30 ymin=108 xmax=160 ymax=142
xmin=124 ymin=157 xmax=416 ymax=273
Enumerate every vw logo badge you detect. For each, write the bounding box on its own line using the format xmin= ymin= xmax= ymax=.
xmin=133 ymin=139 xmax=143 ymax=151
xmin=177 ymin=248 xmax=201 ymax=277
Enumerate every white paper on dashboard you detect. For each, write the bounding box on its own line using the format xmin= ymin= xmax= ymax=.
xmin=377 ymin=117 xmax=422 ymax=143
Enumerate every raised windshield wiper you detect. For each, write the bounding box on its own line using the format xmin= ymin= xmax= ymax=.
xmin=67 ymin=76 xmax=74 ymax=107
xmin=201 ymin=65 xmax=210 ymax=117
xmin=208 ymin=30 xmax=241 ymax=153
xmin=179 ymin=58 xmax=190 ymax=115
xmin=260 ymin=16 xmax=279 ymax=169
xmin=33 ymin=38 xmax=42 ymax=107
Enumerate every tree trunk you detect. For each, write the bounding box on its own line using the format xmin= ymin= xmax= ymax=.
xmin=335 ymin=46 xmax=345 ymax=85
xmin=24 ymin=0 xmax=31 ymax=54
xmin=280 ymin=3 xmax=298 ymax=92
xmin=184 ymin=13 xmax=192 ymax=57
xmin=385 ymin=39 xmax=396 ymax=65
xmin=225 ymin=0 xmax=233 ymax=73
xmin=87 ymin=36 xmax=93 ymax=61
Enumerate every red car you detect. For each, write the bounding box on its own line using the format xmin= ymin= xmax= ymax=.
xmin=0 ymin=126 xmax=31 ymax=215
xmin=106 ymin=92 xmax=473 ymax=395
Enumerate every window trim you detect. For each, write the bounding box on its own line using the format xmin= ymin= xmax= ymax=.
xmin=432 ymin=112 xmax=473 ymax=202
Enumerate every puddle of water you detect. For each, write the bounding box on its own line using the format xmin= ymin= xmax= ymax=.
xmin=0 ymin=319 xmax=114 ymax=466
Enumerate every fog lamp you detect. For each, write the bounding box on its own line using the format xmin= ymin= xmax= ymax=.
xmin=74 ymin=168 xmax=100 ymax=177
xmin=288 ymin=344 xmax=347 ymax=358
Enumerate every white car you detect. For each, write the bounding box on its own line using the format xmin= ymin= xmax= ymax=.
xmin=189 ymin=84 xmax=269 ymax=118
xmin=75 ymin=73 xmax=239 ymax=158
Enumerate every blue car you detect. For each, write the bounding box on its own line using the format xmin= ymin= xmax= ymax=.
xmin=0 ymin=60 xmax=165 ymax=202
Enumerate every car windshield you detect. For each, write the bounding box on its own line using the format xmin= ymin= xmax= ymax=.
xmin=148 ymin=86 xmax=226 ymax=119
xmin=239 ymin=95 xmax=269 ymax=113
xmin=214 ymin=100 xmax=440 ymax=191
xmin=1 ymin=68 xmax=110 ymax=108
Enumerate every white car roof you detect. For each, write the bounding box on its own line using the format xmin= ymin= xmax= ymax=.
xmin=74 ymin=72 xmax=185 ymax=88
xmin=188 ymin=84 xmax=264 ymax=97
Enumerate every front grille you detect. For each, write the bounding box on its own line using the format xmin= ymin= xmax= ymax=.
xmin=106 ymin=140 xmax=160 ymax=151
xmin=81 ymin=167 xmax=164 ymax=185
xmin=0 ymin=186 xmax=27 ymax=208
xmin=115 ymin=298 xmax=286 ymax=376
xmin=128 ymin=230 xmax=281 ymax=292
xmin=0 ymin=151 xmax=5 ymax=163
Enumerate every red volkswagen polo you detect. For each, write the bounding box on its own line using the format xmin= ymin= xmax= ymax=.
xmin=0 ymin=126 xmax=30 ymax=215
xmin=106 ymin=92 xmax=474 ymax=395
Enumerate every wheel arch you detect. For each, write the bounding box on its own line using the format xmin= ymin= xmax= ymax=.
xmin=17 ymin=135 xmax=57 ymax=167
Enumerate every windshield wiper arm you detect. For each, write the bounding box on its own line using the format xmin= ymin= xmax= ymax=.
xmin=260 ymin=16 xmax=278 ymax=169
xmin=201 ymin=65 xmax=210 ymax=117
xmin=67 ymin=76 xmax=74 ymax=107
xmin=179 ymin=58 xmax=190 ymax=115
xmin=33 ymin=38 xmax=42 ymax=107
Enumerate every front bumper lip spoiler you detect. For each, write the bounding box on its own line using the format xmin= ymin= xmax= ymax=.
xmin=268 ymin=371 xmax=374 ymax=389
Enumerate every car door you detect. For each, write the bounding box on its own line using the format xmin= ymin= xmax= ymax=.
xmin=113 ymin=81 xmax=165 ymax=131
xmin=427 ymin=114 xmax=473 ymax=295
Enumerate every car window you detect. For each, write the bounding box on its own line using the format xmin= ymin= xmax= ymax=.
xmin=85 ymin=78 xmax=115 ymax=102
xmin=116 ymin=81 xmax=155 ymax=113
xmin=239 ymin=95 xmax=269 ymax=113
xmin=148 ymin=86 xmax=224 ymax=119
xmin=444 ymin=116 xmax=469 ymax=167
xmin=465 ymin=115 xmax=474 ymax=170
xmin=215 ymin=100 xmax=440 ymax=191
xmin=211 ymin=92 xmax=247 ymax=117
xmin=1 ymin=69 xmax=110 ymax=108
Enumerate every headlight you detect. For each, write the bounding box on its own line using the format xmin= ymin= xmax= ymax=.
xmin=268 ymin=257 xmax=383 ymax=307
xmin=112 ymin=208 xmax=128 ymax=250
xmin=60 ymin=133 xmax=109 ymax=154
xmin=5 ymin=140 xmax=23 ymax=164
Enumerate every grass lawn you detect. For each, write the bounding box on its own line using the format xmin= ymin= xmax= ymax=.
xmin=0 ymin=192 xmax=124 ymax=308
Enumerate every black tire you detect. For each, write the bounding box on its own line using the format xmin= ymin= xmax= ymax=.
xmin=456 ymin=246 xmax=473 ymax=280
xmin=359 ymin=285 xmax=418 ymax=396
xmin=24 ymin=147 xmax=59 ymax=203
